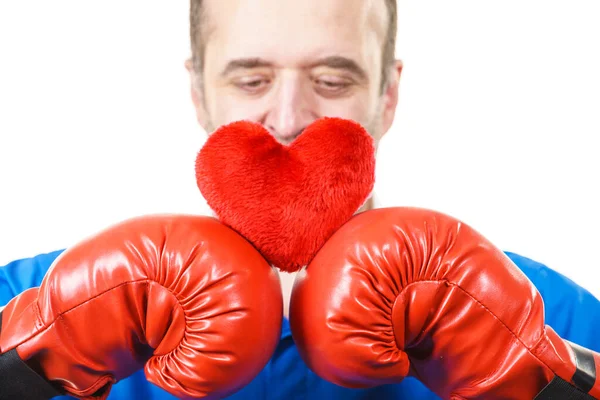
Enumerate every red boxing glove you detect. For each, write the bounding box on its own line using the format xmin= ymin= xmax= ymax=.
xmin=290 ymin=207 xmax=600 ymax=399
xmin=0 ymin=215 xmax=282 ymax=400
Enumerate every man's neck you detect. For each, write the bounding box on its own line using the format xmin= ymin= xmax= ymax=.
xmin=357 ymin=196 xmax=375 ymax=214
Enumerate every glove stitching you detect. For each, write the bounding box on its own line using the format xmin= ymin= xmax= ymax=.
xmin=394 ymin=279 xmax=557 ymax=394
xmin=56 ymin=313 xmax=115 ymax=398
xmin=54 ymin=279 xmax=151 ymax=320
xmin=443 ymin=280 xmax=559 ymax=386
xmin=10 ymin=279 xmax=150 ymax=351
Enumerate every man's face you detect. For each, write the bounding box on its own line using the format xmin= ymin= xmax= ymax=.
xmin=189 ymin=0 xmax=401 ymax=146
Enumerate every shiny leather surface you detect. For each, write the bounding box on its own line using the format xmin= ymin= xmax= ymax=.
xmin=0 ymin=214 xmax=283 ymax=399
xmin=290 ymin=207 xmax=600 ymax=399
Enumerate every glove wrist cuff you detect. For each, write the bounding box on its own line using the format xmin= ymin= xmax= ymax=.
xmin=0 ymin=312 xmax=63 ymax=400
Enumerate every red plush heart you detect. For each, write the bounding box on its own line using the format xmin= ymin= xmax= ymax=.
xmin=195 ymin=117 xmax=375 ymax=272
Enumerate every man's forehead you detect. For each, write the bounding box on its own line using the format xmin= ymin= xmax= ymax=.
xmin=202 ymin=0 xmax=388 ymax=50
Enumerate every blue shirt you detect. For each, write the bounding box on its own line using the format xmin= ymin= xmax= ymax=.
xmin=1 ymin=249 xmax=599 ymax=399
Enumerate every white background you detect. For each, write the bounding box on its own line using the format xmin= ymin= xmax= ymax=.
xmin=0 ymin=1 xmax=598 ymax=298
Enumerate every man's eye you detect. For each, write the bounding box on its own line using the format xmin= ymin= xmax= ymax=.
xmin=318 ymin=80 xmax=342 ymax=87
xmin=234 ymin=78 xmax=270 ymax=92
xmin=314 ymin=78 xmax=352 ymax=94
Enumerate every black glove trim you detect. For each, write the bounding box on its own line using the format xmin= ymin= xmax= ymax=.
xmin=0 ymin=311 xmax=63 ymax=400
xmin=534 ymin=376 xmax=596 ymax=400
xmin=570 ymin=340 xmax=597 ymax=394
xmin=534 ymin=340 xmax=598 ymax=400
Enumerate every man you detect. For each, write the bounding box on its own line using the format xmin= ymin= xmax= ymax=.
xmin=1 ymin=0 xmax=599 ymax=399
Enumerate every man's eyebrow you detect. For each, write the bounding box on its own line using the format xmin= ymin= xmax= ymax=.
xmin=220 ymin=58 xmax=273 ymax=77
xmin=308 ymin=56 xmax=368 ymax=81
xmin=220 ymin=56 xmax=368 ymax=81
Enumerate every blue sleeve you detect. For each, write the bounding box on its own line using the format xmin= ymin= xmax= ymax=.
xmin=505 ymin=251 xmax=600 ymax=352
xmin=0 ymin=249 xmax=65 ymax=306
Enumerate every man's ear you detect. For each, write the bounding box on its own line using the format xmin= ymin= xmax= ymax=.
xmin=185 ymin=58 xmax=211 ymax=132
xmin=380 ymin=59 xmax=403 ymax=136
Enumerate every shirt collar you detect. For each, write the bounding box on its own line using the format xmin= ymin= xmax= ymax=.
xmin=281 ymin=316 xmax=292 ymax=339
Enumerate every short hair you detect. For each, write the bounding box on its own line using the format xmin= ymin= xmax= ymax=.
xmin=190 ymin=0 xmax=397 ymax=92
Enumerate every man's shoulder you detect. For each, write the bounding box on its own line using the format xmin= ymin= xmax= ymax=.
xmin=2 ymin=249 xmax=65 ymax=267
xmin=0 ymin=249 xmax=65 ymax=304
xmin=503 ymin=251 xmax=552 ymax=279
xmin=1 ymin=249 xmax=65 ymax=276
xmin=503 ymin=250 xmax=600 ymax=350
xmin=503 ymin=250 xmax=593 ymax=297
xmin=503 ymin=250 xmax=594 ymax=302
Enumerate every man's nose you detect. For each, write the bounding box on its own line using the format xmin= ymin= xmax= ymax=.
xmin=264 ymin=75 xmax=317 ymax=145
